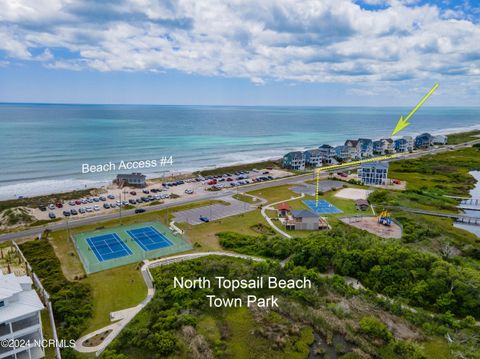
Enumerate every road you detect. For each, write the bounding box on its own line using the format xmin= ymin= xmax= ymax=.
xmin=2 ymin=138 xmax=479 ymax=243
xmin=0 ymin=173 xmax=313 ymax=243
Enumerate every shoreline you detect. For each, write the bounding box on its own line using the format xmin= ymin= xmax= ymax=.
xmin=1 ymin=127 xmax=480 ymax=202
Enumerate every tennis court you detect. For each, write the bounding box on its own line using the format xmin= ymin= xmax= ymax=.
xmin=127 ymin=226 xmax=173 ymax=251
xmin=303 ymin=199 xmax=343 ymax=214
xmin=86 ymin=233 xmax=132 ymax=262
xmin=73 ymin=221 xmax=192 ymax=274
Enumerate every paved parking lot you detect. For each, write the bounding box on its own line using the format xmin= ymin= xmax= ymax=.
xmin=173 ymin=197 xmax=257 ymax=225
xmin=291 ymin=180 xmax=345 ymax=196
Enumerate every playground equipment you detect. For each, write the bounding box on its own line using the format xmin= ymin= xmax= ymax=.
xmin=378 ymin=211 xmax=392 ymax=226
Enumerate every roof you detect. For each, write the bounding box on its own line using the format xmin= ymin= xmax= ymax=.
xmin=417 ymin=132 xmax=433 ymax=139
xmin=355 ymin=199 xmax=369 ymax=206
xmin=285 ymin=151 xmax=304 ymax=159
xmin=384 ymin=138 xmax=394 ymax=143
xmin=304 ymin=149 xmax=322 ymax=156
xmin=360 ymin=161 xmax=389 ymax=169
xmin=276 ymin=203 xmax=291 ymax=210
xmin=291 ymin=210 xmax=319 ymax=218
xmin=0 ymin=272 xmax=44 ymax=322
xmin=319 ymin=144 xmax=333 ymax=149
xmin=358 ymin=138 xmax=373 ymax=144
xmin=345 ymin=139 xmax=359 ymax=147
xmin=116 ymin=172 xmax=146 ymax=180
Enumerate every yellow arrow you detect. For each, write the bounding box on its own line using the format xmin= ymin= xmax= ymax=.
xmin=391 ymin=83 xmax=439 ymax=137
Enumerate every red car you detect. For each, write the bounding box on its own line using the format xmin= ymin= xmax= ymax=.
xmin=55 ymin=203 xmax=63 ymax=208
xmin=207 ymin=180 xmax=217 ymax=185
xmin=130 ymin=191 xmax=137 ymax=195
xmin=75 ymin=200 xmax=82 ymax=205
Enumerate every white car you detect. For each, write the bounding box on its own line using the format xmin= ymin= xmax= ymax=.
xmin=94 ymin=205 xmax=100 ymax=211
xmin=85 ymin=207 xmax=93 ymax=212
xmin=81 ymin=198 xmax=87 ymax=204
xmin=110 ymin=203 xmax=117 ymax=208
xmin=48 ymin=204 xmax=55 ymax=210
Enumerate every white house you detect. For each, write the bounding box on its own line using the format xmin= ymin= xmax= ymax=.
xmin=344 ymin=140 xmax=361 ymax=160
xmin=0 ymin=272 xmax=44 ymax=359
xmin=358 ymin=161 xmax=389 ymax=186
xmin=433 ymin=135 xmax=448 ymax=145
xmin=318 ymin=144 xmax=336 ymax=164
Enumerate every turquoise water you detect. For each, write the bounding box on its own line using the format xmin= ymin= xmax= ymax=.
xmin=0 ymin=104 xmax=479 ymax=199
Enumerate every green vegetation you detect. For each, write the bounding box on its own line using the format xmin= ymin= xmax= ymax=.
xmin=232 ymin=193 xmax=260 ymax=204
xmin=0 ymin=188 xmax=96 ymax=212
xmin=19 ymin=239 xmax=92 ymax=358
xmin=0 ymin=207 xmax=35 ymax=226
xmin=193 ymin=160 xmax=280 ymax=177
xmin=446 ymin=130 xmax=480 ymax=145
xmin=82 ymin=264 xmax=147 ymax=334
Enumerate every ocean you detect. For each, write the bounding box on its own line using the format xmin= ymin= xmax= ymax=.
xmin=1 ymin=104 xmax=479 ymax=199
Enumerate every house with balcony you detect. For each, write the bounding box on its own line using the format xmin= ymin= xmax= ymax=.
xmin=318 ymin=144 xmax=336 ymax=164
xmin=415 ymin=133 xmax=434 ymax=149
xmin=373 ymin=138 xmax=395 ymax=155
xmin=433 ymin=134 xmax=448 ymax=145
xmin=335 ymin=145 xmax=350 ymax=162
xmin=358 ymin=161 xmax=389 ymax=186
xmin=344 ymin=140 xmax=361 ymax=160
xmin=282 ymin=151 xmax=305 ymax=170
xmin=394 ymin=136 xmax=415 ymax=152
xmin=304 ymin=149 xmax=323 ymax=167
xmin=358 ymin=138 xmax=373 ymax=158
xmin=0 ymin=272 xmax=45 ymax=359
xmin=284 ymin=210 xmax=328 ymax=231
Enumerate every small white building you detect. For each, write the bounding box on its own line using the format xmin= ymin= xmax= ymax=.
xmin=0 ymin=272 xmax=45 ymax=359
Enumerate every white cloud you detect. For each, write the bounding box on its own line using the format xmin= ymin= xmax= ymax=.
xmin=0 ymin=0 xmax=478 ymax=90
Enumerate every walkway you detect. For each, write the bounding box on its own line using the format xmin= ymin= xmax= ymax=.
xmin=260 ymin=193 xmax=305 ymax=239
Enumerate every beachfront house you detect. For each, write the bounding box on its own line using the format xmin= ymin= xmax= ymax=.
xmin=358 ymin=138 xmax=373 ymax=158
xmin=115 ymin=173 xmax=147 ymax=187
xmin=282 ymin=151 xmax=305 ymax=170
xmin=304 ymin=149 xmax=323 ymax=167
xmin=373 ymin=140 xmax=385 ymax=155
xmin=335 ymin=145 xmax=350 ymax=162
xmin=433 ymin=135 xmax=448 ymax=145
xmin=285 ymin=210 xmax=321 ymax=230
xmin=394 ymin=135 xmax=415 ymax=152
xmin=415 ymin=133 xmax=434 ymax=149
xmin=344 ymin=140 xmax=361 ymax=160
xmin=318 ymin=144 xmax=336 ymax=164
xmin=358 ymin=161 xmax=389 ymax=185
xmin=0 ymin=271 xmax=45 ymax=359
xmin=373 ymin=138 xmax=395 ymax=155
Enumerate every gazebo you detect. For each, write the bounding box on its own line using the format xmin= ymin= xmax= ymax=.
xmin=276 ymin=203 xmax=291 ymax=217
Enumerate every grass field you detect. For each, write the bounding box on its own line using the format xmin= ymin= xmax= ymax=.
xmin=446 ymin=130 xmax=480 ymax=145
xmin=82 ymin=264 xmax=147 ymax=334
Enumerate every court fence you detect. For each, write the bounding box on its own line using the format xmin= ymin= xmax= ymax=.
xmin=72 ymin=220 xmax=192 ymax=274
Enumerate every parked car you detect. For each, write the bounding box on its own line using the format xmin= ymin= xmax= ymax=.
xmin=93 ymin=205 xmax=100 ymax=211
xmin=185 ymin=189 xmax=194 ymax=194
xmin=110 ymin=203 xmax=117 ymax=208
xmin=68 ymin=201 xmax=75 ymax=206
xmin=85 ymin=207 xmax=93 ymax=212
xmin=130 ymin=191 xmax=137 ymax=195
xmin=93 ymin=197 xmax=100 ymax=202
xmin=48 ymin=212 xmax=56 ymax=219
xmin=79 ymin=208 xmax=86 ymax=214
xmin=63 ymin=211 xmax=71 ymax=217
xmin=75 ymin=200 xmax=82 ymax=205
xmin=103 ymin=203 xmax=110 ymax=209
xmin=199 ymin=216 xmax=209 ymax=222
xmin=142 ymin=190 xmax=150 ymax=194
xmin=135 ymin=208 xmax=146 ymax=214
xmin=70 ymin=209 xmax=78 ymax=215
xmin=39 ymin=206 xmax=47 ymax=211
xmin=55 ymin=203 xmax=63 ymax=208
xmin=129 ymin=199 xmax=136 ymax=204
xmin=99 ymin=196 xmax=107 ymax=201
xmin=107 ymin=194 xmax=115 ymax=199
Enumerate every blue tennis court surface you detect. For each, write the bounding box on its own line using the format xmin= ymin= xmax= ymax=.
xmin=127 ymin=226 xmax=173 ymax=251
xmin=86 ymin=233 xmax=133 ymax=262
xmin=303 ymin=200 xmax=343 ymax=214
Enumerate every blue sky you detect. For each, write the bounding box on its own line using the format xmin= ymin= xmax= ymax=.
xmin=0 ymin=0 xmax=479 ymax=106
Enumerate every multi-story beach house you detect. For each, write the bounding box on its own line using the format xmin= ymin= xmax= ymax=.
xmin=285 ymin=210 xmax=320 ymax=231
xmin=358 ymin=161 xmax=389 ymax=185
xmin=358 ymin=138 xmax=373 ymax=158
xmin=0 ymin=271 xmax=45 ymax=359
xmin=303 ymin=149 xmax=323 ymax=167
xmin=282 ymin=151 xmax=305 ymax=170
xmin=344 ymin=140 xmax=361 ymax=160
xmin=318 ymin=144 xmax=336 ymax=164
xmin=415 ymin=133 xmax=434 ymax=149
xmin=373 ymin=138 xmax=395 ymax=155
xmin=373 ymin=140 xmax=385 ymax=155
xmin=115 ymin=173 xmax=147 ymax=187
xmin=335 ymin=145 xmax=350 ymax=162
xmin=433 ymin=134 xmax=448 ymax=145
xmin=394 ymin=136 xmax=414 ymax=152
